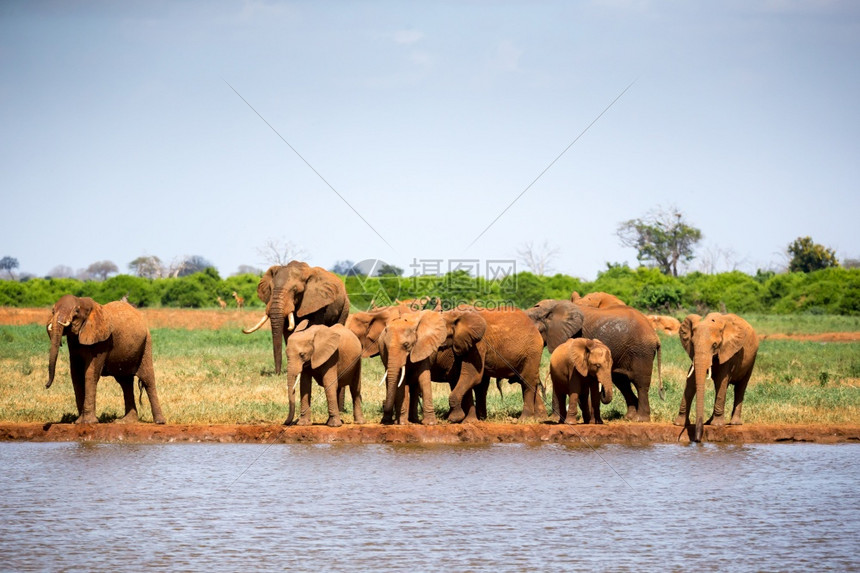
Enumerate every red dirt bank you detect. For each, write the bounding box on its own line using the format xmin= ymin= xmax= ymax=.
xmin=0 ymin=422 xmax=857 ymax=445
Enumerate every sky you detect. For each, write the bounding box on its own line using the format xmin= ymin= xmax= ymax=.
xmin=1 ymin=0 xmax=858 ymax=281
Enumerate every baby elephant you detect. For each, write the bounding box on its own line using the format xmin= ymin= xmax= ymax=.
xmin=46 ymin=294 xmax=165 ymax=424
xmin=550 ymin=338 xmax=613 ymax=424
xmin=285 ymin=323 xmax=364 ymax=427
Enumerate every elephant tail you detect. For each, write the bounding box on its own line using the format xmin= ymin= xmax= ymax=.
xmin=138 ymin=379 xmax=147 ymax=407
xmin=656 ymin=340 xmax=664 ymax=401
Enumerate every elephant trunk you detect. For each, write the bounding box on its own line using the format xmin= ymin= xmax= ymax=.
xmin=284 ymin=367 xmax=300 ymax=426
xmin=267 ymin=288 xmax=292 ymax=375
xmin=693 ymin=356 xmax=711 ymax=442
xmin=46 ymin=316 xmax=66 ymax=389
xmin=382 ymin=353 xmax=407 ymax=422
xmin=598 ymin=369 xmax=613 ymax=405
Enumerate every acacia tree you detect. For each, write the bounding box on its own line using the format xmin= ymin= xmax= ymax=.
xmin=86 ymin=260 xmax=119 ymax=281
xmin=787 ymin=236 xmax=839 ymax=272
xmin=129 ymin=255 xmax=164 ymax=279
xmin=617 ymin=207 xmax=702 ymax=277
xmin=0 ymin=256 xmax=19 ymax=279
xmin=257 ymin=238 xmax=308 ymax=267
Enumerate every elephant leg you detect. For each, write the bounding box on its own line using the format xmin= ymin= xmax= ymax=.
xmin=115 ymin=376 xmax=139 ymax=423
xmin=518 ymin=361 xmax=546 ymax=422
xmin=396 ymin=383 xmax=410 ymax=425
xmin=552 ymin=380 xmax=567 ymax=424
xmin=707 ymin=371 xmax=730 ymax=427
xmin=69 ymin=354 xmax=86 ymax=417
xmin=674 ymin=376 xmax=696 ymax=427
xmin=729 ymin=372 xmax=752 ymax=425
xmin=632 ymin=369 xmax=653 ymax=422
xmin=322 ymin=371 xmax=342 ymax=427
xmin=418 ymin=370 xmax=436 ymax=425
xmin=407 ymin=382 xmax=421 ymax=424
xmin=337 ymin=386 xmax=347 ymax=414
xmin=590 ymin=382 xmax=603 ymax=424
xmin=565 ymin=389 xmax=579 ymax=425
xmin=448 ymin=367 xmax=481 ymax=424
xmin=137 ymin=345 xmax=165 ymax=424
xmin=613 ymin=373 xmax=638 ymax=421
xmin=578 ymin=390 xmax=592 ymax=424
xmin=474 ymin=377 xmax=489 ymax=421
xmin=76 ymin=356 xmax=104 ymax=424
xmin=350 ymin=372 xmax=365 ymax=425
xmin=297 ymin=373 xmax=313 ymax=425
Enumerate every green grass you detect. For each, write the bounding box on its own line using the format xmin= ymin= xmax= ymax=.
xmin=1 ymin=323 xmax=858 ymax=425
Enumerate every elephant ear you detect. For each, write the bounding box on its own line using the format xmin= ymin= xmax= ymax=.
xmin=298 ymin=270 xmax=340 ymax=317
xmin=718 ymin=315 xmax=748 ymax=364
xmin=311 ymin=327 xmax=340 ymax=369
xmin=453 ymin=311 xmax=486 ymax=355
xmin=256 ymin=267 xmax=276 ymax=304
xmin=411 ymin=311 xmax=447 ymax=362
xmin=78 ymin=301 xmax=111 ymax=345
xmin=679 ymin=314 xmax=701 ymax=359
xmin=547 ymin=302 xmax=584 ymax=353
xmin=570 ymin=339 xmax=589 ymax=377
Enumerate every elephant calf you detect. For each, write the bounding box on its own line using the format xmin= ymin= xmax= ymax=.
xmin=550 ymin=338 xmax=613 ymax=424
xmin=285 ymin=323 xmax=364 ymax=427
xmin=46 ymin=294 xmax=165 ymax=424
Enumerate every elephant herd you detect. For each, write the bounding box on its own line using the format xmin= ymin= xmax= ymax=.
xmin=44 ymin=261 xmax=759 ymax=442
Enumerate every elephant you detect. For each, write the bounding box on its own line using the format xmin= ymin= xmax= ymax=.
xmin=675 ymin=313 xmax=759 ymax=442
xmin=378 ymin=310 xmax=448 ymax=425
xmin=527 ymin=299 xmax=662 ymax=422
xmin=647 ymin=314 xmax=681 ymax=336
xmin=284 ymin=323 xmax=364 ymax=427
xmin=435 ymin=308 xmax=546 ymax=423
xmin=550 ymin=338 xmax=613 ymax=424
xmin=46 ymin=295 xmax=165 ymax=424
xmin=570 ymin=291 xmax=626 ymax=308
xmin=243 ymin=261 xmax=350 ymax=375
xmin=345 ymin=305 xmax=412 ymax=359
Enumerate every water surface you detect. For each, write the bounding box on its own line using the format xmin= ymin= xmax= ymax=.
xmin=0 ymin=442 xmax=857 ymax=571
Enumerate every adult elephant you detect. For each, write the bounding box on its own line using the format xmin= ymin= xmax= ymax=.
xmin=527 ymin=299 xmax=662 ymax=422
xmin=675 ymin=313 xmax=759 ymax=442
xmin=345 ymin=305 xmax=411 ymax=358
xmin=437 ymin=308 xmax=546 ymax=423
xmin=243 ymin=261 xmax=349 ymax=375
xmin=46 ymin=295 xmax=165 ymax=424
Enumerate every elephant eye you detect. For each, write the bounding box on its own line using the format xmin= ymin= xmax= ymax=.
xmin=402 ymin=343 xmax=409 ymax=350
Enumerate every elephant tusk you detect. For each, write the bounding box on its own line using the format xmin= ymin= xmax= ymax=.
xmin=598 ymin=383 xmax=603 ymax=393
xmin=687 ymin=364 xmax=695 ymax=379
xmin=47 ymin=323 xmax=52 ymax=332
xmin=242 ymin=314 xmax=269 ymax=334
xmin=289 ymin=373 xmax=300 ymax=392
xmin=398 ymin=366 xmax=406 ymax=388
xmin=58 ymin=318 xmax=71 ymax=327
xmin=706 ymin=367 xmax=712 ymax=380
xmin=287 ymin=312 xmax=296 ymax=332
xmin=379 ymin=372 xmax=387 ymax=386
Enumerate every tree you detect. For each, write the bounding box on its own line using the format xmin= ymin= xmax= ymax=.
xmin=173 ymin=255 xmax=216 ymax=277
xmin=235 ymin=264 xmax=262 ymax=276
xmin=128 ymin=255 xmax=164 ymax=279
xmin=86 ymin=260 xmax=119 ymax=281
xmin=617 ymin=207 xmax=702 ymax=277
xmin=0 ymin=256 xmax=19 ymax=279
xmin=376 ymin=263 xmax=403 ymax=276
xmin=517 ymin=241 xmax=559 ymax=276
xmin=331 ymin=260 xmax=357 ymax=276
xmin=257 ymin=238 xmax=308 ymax=267
xmin=46 ymin=265 xmax=75 ymax=279
xmin=787 ymin=236 xmax=839 ymax=272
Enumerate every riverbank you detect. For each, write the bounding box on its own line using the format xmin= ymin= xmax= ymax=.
xmin=1 ymin=422 xmax=858 ymax=445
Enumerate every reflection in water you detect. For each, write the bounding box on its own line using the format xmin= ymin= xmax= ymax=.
xmin=0 ymin=442 xmax=857 ymax=571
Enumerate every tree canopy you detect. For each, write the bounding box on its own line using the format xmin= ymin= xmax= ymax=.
xmin=0 ymin=256 xmax=19 ymax=279
xmin=617 ymin=207 xmax=702 ymax=277
xmin=787 ymin=236 xmax=839 ymax=273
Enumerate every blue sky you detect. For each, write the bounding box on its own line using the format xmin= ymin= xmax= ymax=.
xmin=2 ymin=1 xmax=858 ymax=280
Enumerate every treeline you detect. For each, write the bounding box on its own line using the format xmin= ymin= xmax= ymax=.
xmin=0 ymin=265 xmax=858 ymax=315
